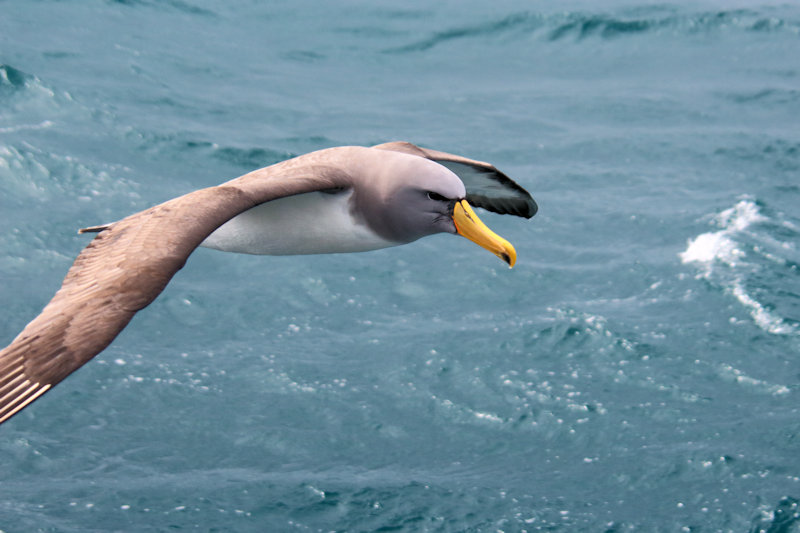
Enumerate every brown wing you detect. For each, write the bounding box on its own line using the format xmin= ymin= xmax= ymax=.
xmin=373 ymin=141 xmax=537 ymax=219
xmin=0 ymin=155 xmax=347 ymax=425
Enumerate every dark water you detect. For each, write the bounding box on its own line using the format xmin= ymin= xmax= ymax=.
xmin=1 ymin=1 xmax=800 ymax=531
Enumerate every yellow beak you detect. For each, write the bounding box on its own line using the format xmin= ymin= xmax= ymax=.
xmin=452 ymin=199 xmax=517 ymax=267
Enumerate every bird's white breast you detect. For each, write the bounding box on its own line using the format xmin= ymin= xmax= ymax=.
xmin=200 ymin=190 xmax=398 ymax=255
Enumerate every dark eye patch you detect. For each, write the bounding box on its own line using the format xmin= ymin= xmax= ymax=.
xmin=427 ymin=191 xmax=448 ymax=202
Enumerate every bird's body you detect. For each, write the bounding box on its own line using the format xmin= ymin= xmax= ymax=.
xmin=200 ymin=146 xmax=465 ymax=255
xmin=0 ymin=142 xmax=536 ymax=426
xmin=201 ymin=189 xmax=397 ymax=255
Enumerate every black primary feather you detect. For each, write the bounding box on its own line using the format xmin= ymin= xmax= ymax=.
xmin=436 ymin=161 xmax=538 ymax=218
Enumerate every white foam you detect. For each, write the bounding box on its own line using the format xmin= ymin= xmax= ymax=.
xmin=474 ymin=411 xmax=503 ymax=423
xmin=731 ymin=282 xmax=795 ymax=335
xmin=0 ymin=120 xmax=53 ymax=134
xmin=680 ymin=199 xmax=765 ymax=271
xmin=716 ymin=199 xmax=766 ymax=232
xmin=681 ymin=199 xmax=796 ymax=336
xmin=718 ymin=363 xmax=791 ymax=395
xmin=680 ymin=231 xmax=740 ymax=267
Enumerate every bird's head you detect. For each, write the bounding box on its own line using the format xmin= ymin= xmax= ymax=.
xmin=354 ymin=152 xmax=519 ymax=267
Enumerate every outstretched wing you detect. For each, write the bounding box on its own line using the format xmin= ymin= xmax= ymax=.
xmin=373 ymin=141 xmax=537 ymax=219
xmin=0 ymin=157 xmax=346 ymax=425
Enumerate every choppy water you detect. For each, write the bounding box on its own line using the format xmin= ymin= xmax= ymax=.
xmin=2 ymin=1 xmax=800 ymax=531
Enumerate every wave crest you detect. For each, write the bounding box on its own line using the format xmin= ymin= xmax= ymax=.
xmin=681 ymin=199 xmax=799 ymax=336
xmin=387 ymin=7 xmax=800 ymax=53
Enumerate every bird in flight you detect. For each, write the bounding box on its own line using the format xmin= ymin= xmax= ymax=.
xmin=0 ymin=141 xmax=537 ymax=425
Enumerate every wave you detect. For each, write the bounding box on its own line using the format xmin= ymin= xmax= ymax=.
xmin=680 ymin=198 xmax=799 ymax=336
xmin=108 ymin=0 xmax=216 ymax=17
xmin=749 ymin=496 xmax=800 ymax=532
xmin=387 ymin=12 xmax=538 ymax=53
xmin=123 ymin=130 xmax=299 ymax=170
xmin=0 ymin=142 xmax=135 ymax=205
xmin=184 ymin=140 xmax=295 ymax=170
xmin=0 ymin=64 xmax=76 ymax=132
xmin=0 ymin=64 xmax=60 ymax=103
xmin=723 ymin=88 xmax=800 ymax=106
xmin=714 ymin=138 xmax=800 ymax=173
xmin=0 ymin=65 xmax=33 ymax=93
xmin=386 ymin=6 xmax=800 ymax=53
xmin=0 ymin=120 xmax=54 ymax=134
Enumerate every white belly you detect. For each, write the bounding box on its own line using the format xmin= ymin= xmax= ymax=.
xmin=200 ymin=190 xmax=398 ymax=255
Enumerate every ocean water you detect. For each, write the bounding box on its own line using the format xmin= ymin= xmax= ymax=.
xmin=1 ymin=0 xmax=799 ymax=531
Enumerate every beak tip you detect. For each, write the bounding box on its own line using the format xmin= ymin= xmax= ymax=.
xmin=453 ymin=199 xmax=518 ymax=270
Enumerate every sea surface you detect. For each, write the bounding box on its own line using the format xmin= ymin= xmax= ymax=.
xmin=1 ymin=1 xmax=799 ymax=531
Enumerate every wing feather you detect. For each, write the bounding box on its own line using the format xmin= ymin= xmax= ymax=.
xmin=0 ymin=156 xmax=347 ymax=425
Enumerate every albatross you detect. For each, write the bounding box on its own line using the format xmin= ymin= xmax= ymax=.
xmin=0 ymin=141 xmax=537 ymax=425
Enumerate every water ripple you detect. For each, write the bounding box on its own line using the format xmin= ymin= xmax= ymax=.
xmin=387 ymin=7 xmax=800 ymax=53
xmin=109 ymin=0 xmax=217 ymax=17
xmin=385 ymin=13 xmax=537 ymax=53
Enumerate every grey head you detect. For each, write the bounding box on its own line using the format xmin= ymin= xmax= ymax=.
xmin=349 ymin=148 xmax=467 ymax=245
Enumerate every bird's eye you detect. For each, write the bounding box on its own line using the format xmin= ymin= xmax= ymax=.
xmin=426 ymin=191 xmax=448 ymax=202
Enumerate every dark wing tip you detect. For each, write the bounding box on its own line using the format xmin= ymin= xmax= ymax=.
xmin=437 ymin=160 xmax=538 ymax=219
xmin=78 ymin=224 xmax=111 ymax=234
xmin=372 ymin=141 xmax=537 ymax=219
xmin=466 ymin=192 xmax=538 ymax=219
xmin=463 ymin=165 xmax=538 ymax=218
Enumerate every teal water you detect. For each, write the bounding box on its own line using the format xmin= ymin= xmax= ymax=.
xmin=2 ymin=1 xmax=800 ymax=531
